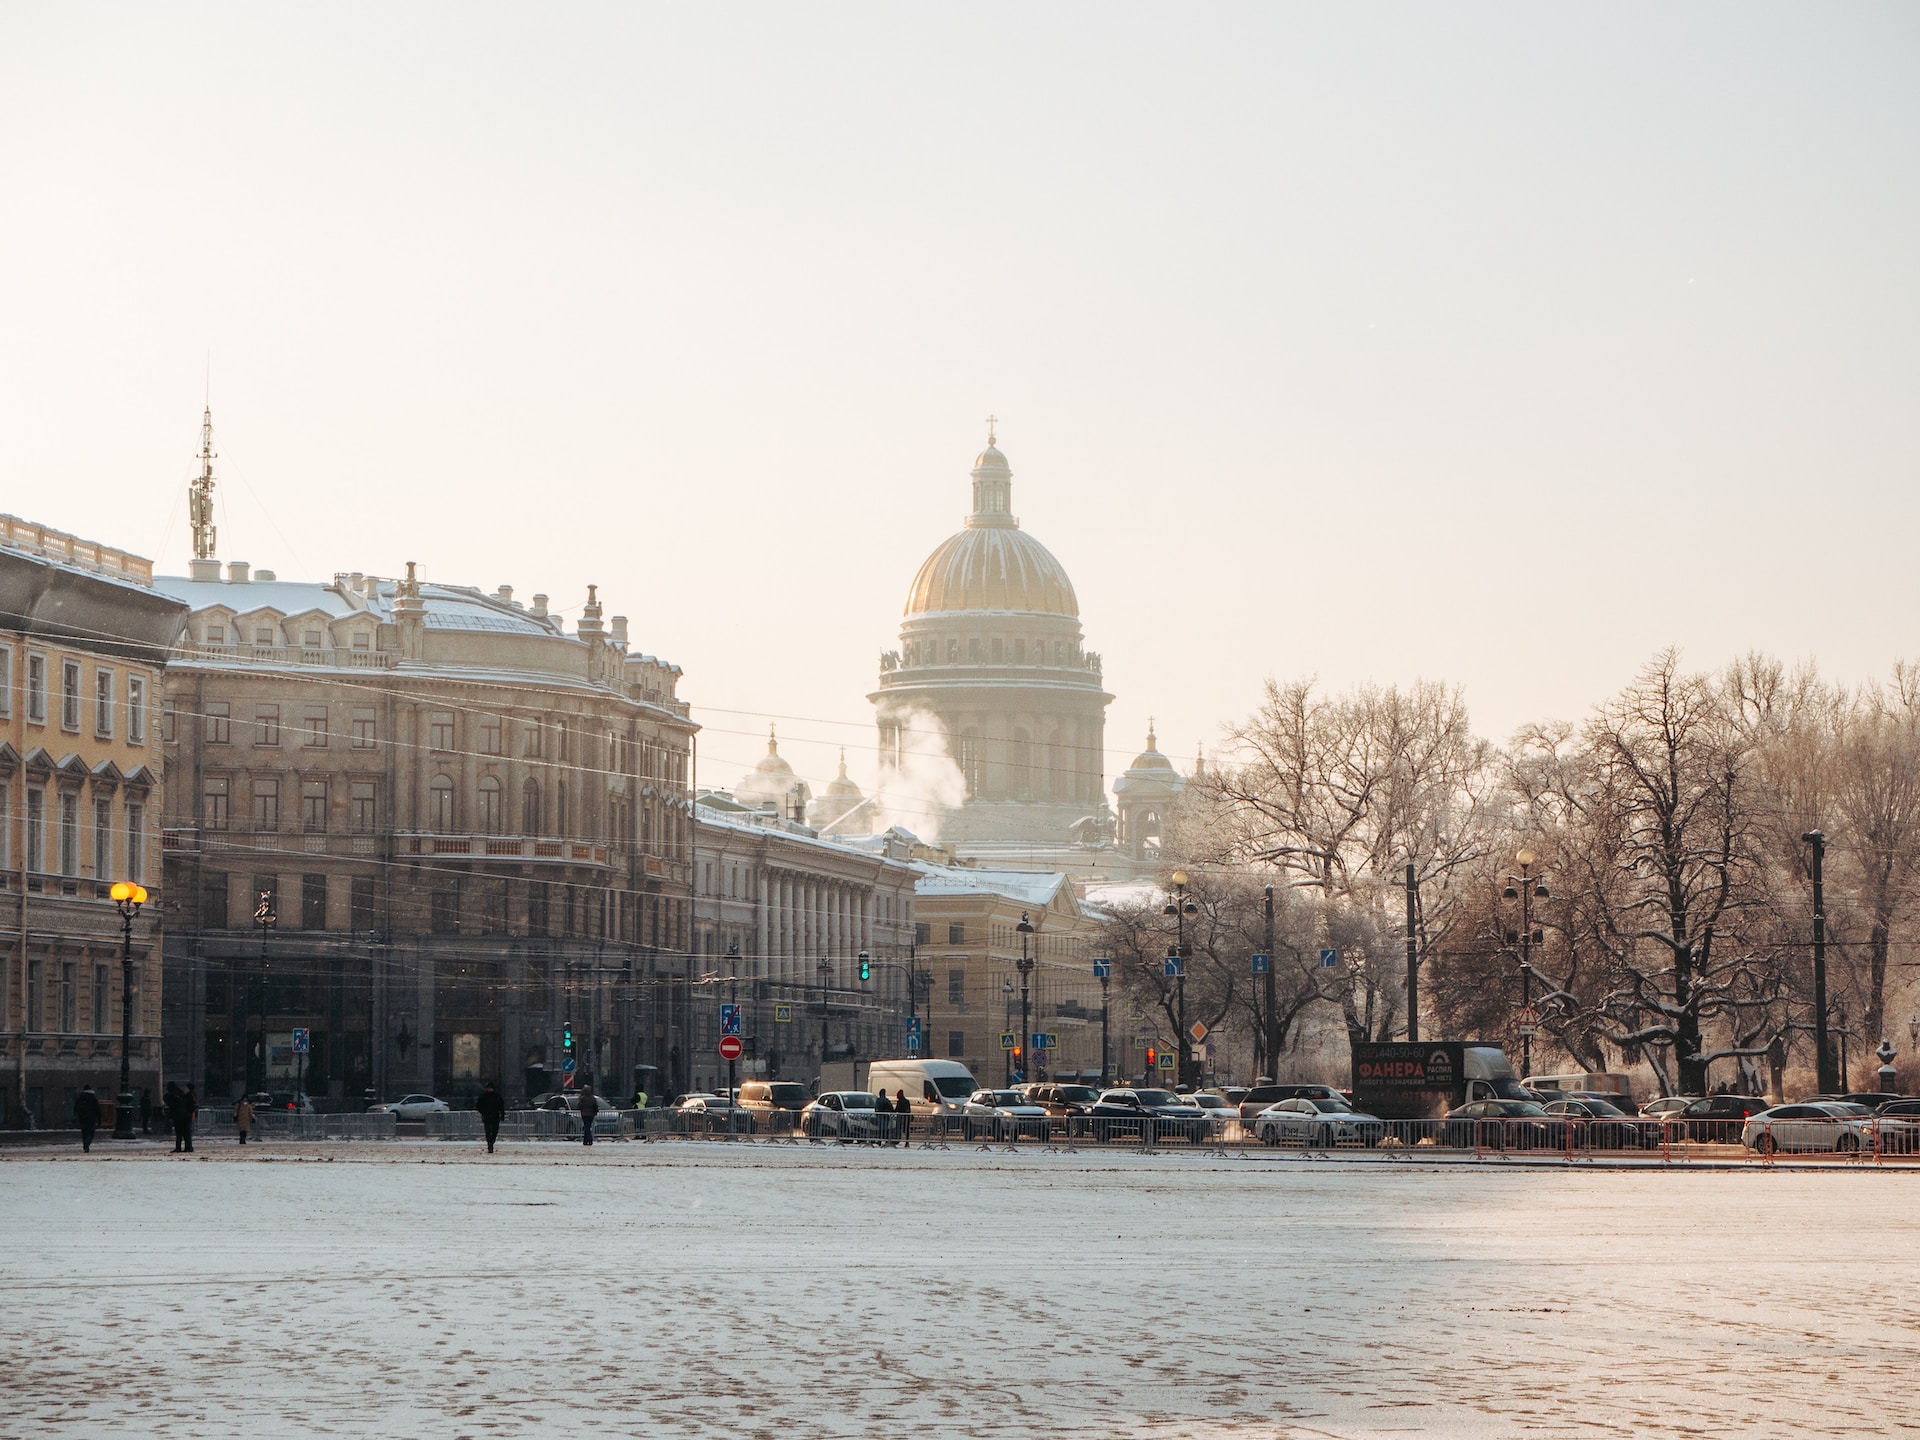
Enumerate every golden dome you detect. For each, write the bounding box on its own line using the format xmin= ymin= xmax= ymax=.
xmin=902 ymin=437 xmax=1079 ymax=617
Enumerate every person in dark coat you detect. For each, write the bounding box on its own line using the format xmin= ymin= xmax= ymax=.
xmin=577 ymin=1085 xmax=598 ymax=1147
xmin=896 ymin=1088 xmax=913 ymax=1148
xmin=164 ymin=1083 xmax=196 ymax=1154
xmin=74 ymin=1086 xmax=101 ymax=1152
xmin=476 ymin=1082 xmax=506 ymax=1153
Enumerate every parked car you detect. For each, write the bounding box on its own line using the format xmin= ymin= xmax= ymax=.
xmin=737 ymin=1081 xmax=811 ymax=1129
xmin=675 ymin=1093 xmax=750 ymax=1131
xmin=800 ymin=1091 xmax=882 ymax=1140
xmin=1872 ymin=1099 xmax=1920 ymax=1152
xmin=1639 ymin=1096 xmax=1698 ymax=1120
xmin=1442 ymin=1099 xmax=1566 ymax=1150
xmin=369 ymin=1094 xmax=449 ymax=1120
xmin=962 ymin=1089 xmax=1051 ymax=1141
xmin=1841 ymin=1092 xmax=1907 ymax=1111
xmin=1742 ymin=1102 xmax=1883 ymax=1154
xmin=1540 ymin=1097 xmax=1658 ymax=1149
xmin=1186 ymin=1092 xmax=1243 ymax=1136
xmin=1238 ymin=1083 xmax=1342 ymax=1122
xmin=1674 ymin=1095 xmax=1770 ymax=1141
xmin=1254 ymin=1096 xmax=1385 ymax=1147
xmin=1088 ymin=1089 xmax=1212 ymax=1143
xmin=1026 ymin=1083 xmax=1102 ymax=1135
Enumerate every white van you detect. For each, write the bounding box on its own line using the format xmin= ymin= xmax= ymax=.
xmin=865 ymin=1059 xmax=978 ymax=1125
xmin=1524 ymin=1071 xmax=1634 ymax=1103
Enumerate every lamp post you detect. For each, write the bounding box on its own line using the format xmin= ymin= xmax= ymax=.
xmin=1015 ymin=911 xmax=1035 ymax=1084
xmin=817 ymin=956 xmax=832 ymax=1065
xmin=251 ymin=888 xmax=277 ymax=1093
xmin=1162 ymin=871 xmax=1197 ymax=1088
xmin=109 ymin=882 xmax=147 ymax=1140
xmin=1802 ymin=830 xmax=1836 ymax=1093
xmin=1095 ymin=958 xmax=1112 ymax=1085
xmin=727 ymin=941 xmax=741 ymax=1103
xmin=1501 ymin=851 xmax=1549 ymax=1077
xmin=1002 ymin=979 xmax=1015 ymax=1085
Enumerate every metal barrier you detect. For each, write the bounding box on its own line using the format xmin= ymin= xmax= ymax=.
xmin=202 ymin=1112 xmax=399 ymax=1141
xmin=426 ymin=1109 xmax=634 ymax=1142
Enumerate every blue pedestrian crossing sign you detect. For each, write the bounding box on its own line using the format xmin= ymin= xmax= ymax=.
xmin=1092 ymin=957 xmax=1112 ymax=979
xmin=1251 ymin=953 xmax=1270 ymax=975
xmin=1320 ymin=948 xmax=1340 ymax=969
xmin=1163 ymin=955 xmax=1183 ymax=978
xmin=720 ymin=1004 xmax=741 ymax=1036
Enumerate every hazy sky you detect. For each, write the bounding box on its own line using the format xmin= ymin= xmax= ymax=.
xmin=3 ymin=5 xmax=1916 ymax=801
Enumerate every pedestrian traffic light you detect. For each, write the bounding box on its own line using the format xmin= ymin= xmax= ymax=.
xmin=563 ymin=1022 xmax=574 ymax=1051
xmin=859 ymin=952 xmax=871 ymax=983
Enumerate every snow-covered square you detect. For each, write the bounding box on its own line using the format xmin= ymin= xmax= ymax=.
xmin=5 ymin=1141 xmax=1916 ymax=1438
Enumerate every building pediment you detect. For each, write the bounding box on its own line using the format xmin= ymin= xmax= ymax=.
xmin=54 ymin=752 xmax=90 ymax=785
xmin=21 ymin=746 xmax=53 ymax=779
xmin=90 ymin=759 xmax=125 ymax=789
xmin=0 ymin=741 xmax=16 ymax=776
xmin=122 ymin=764 xmax=157 ymax=792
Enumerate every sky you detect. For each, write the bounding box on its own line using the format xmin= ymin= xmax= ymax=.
xmin=2 ymin=4 xmax=1916 ymax=800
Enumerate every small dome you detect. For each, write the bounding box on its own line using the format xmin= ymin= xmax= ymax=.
xmin=736 ymin=726 xmax=809 ymax=811
xmin=823 ymin=749 xmax=862 ymax=798
xmin=972 ymin=443 xmax=1010 ymax=473
xmin=1114 ymin=723 xmax=1185 ymax=796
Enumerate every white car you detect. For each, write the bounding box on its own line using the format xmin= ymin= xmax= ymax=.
xmin=1255 ymin=1096 xmax=1386 ymax=1147
xmin=961 ymin=1089 xmax=1050 ymax=1141
xmin=1186 ymin=1093 xmax=1242 ymax=1136
xmin=800 ymin=1091 xmax=885 ymax=1140
xmin=1741 ymin=1102 xmax=1885 ymax=1155
xmin=370 ymin=1094 xmax=450 ymax=1120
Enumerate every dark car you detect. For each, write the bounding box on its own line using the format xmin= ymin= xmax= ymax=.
xmin=1541 ymin=1097 xmax=1659 ymax=1149
xmin=1841 ymin=1092 xmax=1907 ymax=1111
xmin=1442 ymin=1099 xmax=1566 ymax=1150
xmin=1675 ymin=1095 xmax=1769 ymax=1142
xmin=1027 ymin=1083 xmax=1102 ymax=1136
xmin=1872 ymin=1099 xmax=1920 ymax=1152
xmin=1237 ymin=1083 xmax=1343 ymax=1122
xmin=1088 ymin=1088 xmax=1212 ymax=1143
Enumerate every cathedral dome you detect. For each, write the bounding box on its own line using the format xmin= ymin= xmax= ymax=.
xmin=903 ymin=438 xmax=1079 ymax=617
xmin=736 ymin=727 xmax=810 ymax=812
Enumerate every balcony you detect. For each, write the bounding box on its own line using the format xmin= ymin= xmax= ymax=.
xmin=397 ymin=833 xmax=614 ymax=871
xmin=175 ymin=643 xmax=396 ymax=670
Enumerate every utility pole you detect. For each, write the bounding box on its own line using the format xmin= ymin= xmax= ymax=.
xmin=1405 ymin=863 xmax=1419 ymax=1043
xmin=1804 ymin=830 xmax=1835 ymax=1093
xmin=1262 ymin=886 xmax=1278 ymax=1074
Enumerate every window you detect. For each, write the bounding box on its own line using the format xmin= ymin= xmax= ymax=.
xmin=61 ymin=660 xmax=81 ymax=730
xmin=430 ymin=774 xmax=455 ymax=832
xmin=26 ymin=786 xmax=45 ymax=869
xmin=431 ymin=885 xmax=460 ymax=934
xmin=914 ymin=921 xmax=931 ymax=945
xmin=556 ymin=781 xmax=569 ymax=836
xmin=0 ymin=644 xmax=10 ymax=717
xmin=303 ymin=707 xmax=327 ymax=747
xmin=58 ymin=793 xmax=79 ymax=875
xmin=125 ymin=802 xmax=144 ymax=883
xmin=478 ymin=776 xmax=502 ymax=834
xmin=350 ymin=876 xmax=375 ymax=930
xmin=253 ymin=626 xmax=274 ymax=645
xmin=205 ymin=623 xmax=225 ymax=645
xmin=126 ymin=675 xmax=145 ymax=743
xmin=26 ymin=960 xmax=41 ymax=1031
xmin=429 ymin=711 xmax=455 ymax=750
xmin=350 ymin=631 xmax=370 ymax=651
xmin=94 ymin=668 xmax=114 ymax=736
xmin=92 ymin=964 xmax=109 ymax=1035
xmin=527 ymin=881 xmax=550 ymax=936
xmin=251 ymin=777 xmax=279 ymax=831
xmin=479 ymin=715 xmax=501 ymax=755
xmin=557 ymin=721 xmax=570 ymax=763
xmin=200 ymin=872 xmax=228 ymax=928
xmin=948 ymin=968 xmax=966 ymax=1003
xmin=525 ymin=722 xmax=543 ymax=759
xmin=206 ymin=701 xmax=231 ymax=744
xmin=303 ymin=629 xmax=323 ymax=647
xmin=522 ymin=779 xmax=540 ymax=833
xmin=0 ymin=783 xmax=8 ymax=868
xmin=947 ymin=922 xmax=966 ymax=945
xmin=203 ymin=776 xmax=230 ymax=830
xmin=60 ymin=962 xmax=76 ymax=1033
xmin=302 ymin=778 xmax=328 ymax=832
xmin=93 ymin=797 xmax=111 ymax=878
xmin=351 ymin=711 xmax=376 ymax=749
xmin=301 ymin=873 xmax=327 ymax=930
xmin=350 ymin=780 xmax=376 ymax=833
xmin=26 ymin=653 xmax=46 ymax=723
xmin=948 ymin=1030 xmax=968 ymax=1059
xmin=255 ymin=705 xmax=280 ymax=746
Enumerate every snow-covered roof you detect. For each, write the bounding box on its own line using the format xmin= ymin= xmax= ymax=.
xmin=912 ymin=862 xmax=1071 ymax=908
xmin=155 ymin=576 xmax=365 ymax=619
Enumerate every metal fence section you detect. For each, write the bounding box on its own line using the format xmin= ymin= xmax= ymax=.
xmin=199 ymin=1112 xmax=399 ymax=1141
xmin=425 ymin=1110 xmax=634 ymax=1141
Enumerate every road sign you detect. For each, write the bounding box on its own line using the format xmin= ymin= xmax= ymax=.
xmin=1157 ymin=1051 xmax=1176 ymax=1071
xmin=1515 ymin=1004 xmax=1541 ymax=1037
xmin=1163 ymin=956 xmax=1183 ymax=978
xmin=718 ymin=1034 xmax=744 ymax=1061
xmin=290 ymin=1027 xmax=310 ymax=1055
xmin=1093 ymin=957 xmax=1112 ymax=979
xmin=1251 ymin=953 xmax=1270 ymax=975
xmin=1132 ymin=1035 xmax=1150 ymax=1049
xmin=774 ymin=1004 xmax=793 ymax=1024
xmin=905 ymin=1017 xmax=923 ymax=1054
xmin=1320 ymin=948 xmax=1340 ymax=969
xmin=1000 ymin=1031 xmax=1016 ymax=1051
xmin=1031 ymin=1033 xmax=1048 ymax=1051
xmin=1189 ymin=1021 xmax=1208 ymax=1043
xmin=562 ymin=1057 xmax=577 ymax=1074
xmin=720 ymin=1004 xmax=741 ymax=1036
xmin=1046 ymin=1033 xmax=1058 ymax=1050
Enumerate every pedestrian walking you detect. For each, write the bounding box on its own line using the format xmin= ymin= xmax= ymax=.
xmin=577 ymin=1085 xmax=599 ymax=1147
xmin=233 ymin=1095 xmax=255 ymax=1145
xmin=163 ymin=1083 xmax=191 ymax=1153
xmin=872 ymin=1088 xmax=893 ymax=1145
xmin=896 ymin=1088 xmax=912 ymax=1147
xmin=476 ymin=1082 xmax=506 ymax=1153
xmin=74 ymin=1086 xmax=101 ymax=1152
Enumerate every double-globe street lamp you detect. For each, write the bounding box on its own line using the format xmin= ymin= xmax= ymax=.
xmin=1501 ymin=851 xmax=1550 ymax=1076
xmin=109 ymin=882 xmax=148 ymax=1140
xmin=1163 ymin=871 xmax=1197 ymax=1088
xmin=1015 ymin=911 xmax=1036 ymax=1084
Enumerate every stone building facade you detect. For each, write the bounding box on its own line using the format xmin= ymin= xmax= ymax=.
xmin=157 ymin=561 xmax=695 ymax=1104
xmin=690 ymin=796 xmax=917 ymax=1094
xmin=0 ymin=516 xmax=185 ymax=1127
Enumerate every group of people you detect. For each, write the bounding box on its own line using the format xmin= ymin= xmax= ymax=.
xmin=869 ymin=1087 xmax=914 ymax=1144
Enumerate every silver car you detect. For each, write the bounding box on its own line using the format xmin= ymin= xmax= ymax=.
xmin=961 ymin=1089 xmax=1050 ymax=1141
xmin=370 ymin=1093 xmax=450 ymax=1120
xmin=1254 ymin=1096 xmax=1385 ymax=1147
xmin=1741 ymin=1102 xmax=1897 ymax=1155
xmin=800 ymin=1091 xmax=882 ymax=1140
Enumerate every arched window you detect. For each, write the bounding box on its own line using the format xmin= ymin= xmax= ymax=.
xmin=477 ymin=776 xmax=502 ymax=835
xmin=557 ymin=781 xmax=569 ymax=837
xmin=429 ymin=774 xmax=455 ymax=832
xmin=960 ymin=729 xmax=981 ymax=797
xmin=1010 ymin=729 xmax=1032 ymax=800
xmin=522 ymin=778 xmax=541 ymax=834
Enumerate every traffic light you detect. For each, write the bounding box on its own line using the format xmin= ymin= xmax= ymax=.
xmin=1145 ymin=1047 xmax=1157 ymax=1070
xmin=563 ymin=1022 xmax=574 ymax=1052
xmin=859 ymin=952 xmax=871 ymax=983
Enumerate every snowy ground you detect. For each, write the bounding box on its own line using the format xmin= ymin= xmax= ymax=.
xmin=5 ymin=1139 xmax=1917 ymax=1439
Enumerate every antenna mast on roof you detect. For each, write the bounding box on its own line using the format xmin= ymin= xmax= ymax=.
xmin=189 ymin=408 xmax=218 ymax=560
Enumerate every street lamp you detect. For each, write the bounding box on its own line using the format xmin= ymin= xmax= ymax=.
xmin=252 ymin=888 xmax=277 ymax=1093
xmin=109 ymin=882 xmax=147 ymax=1140
xmin=1015 ymin=912 xmax=1036 ymax=1084
xmin=1002 ymin=978 xmax=1015 ymax=1084
xmin=1500 ymin=851 xmax=1549 ymax=1076
xmin=817 ymin=956 xmax=832 ymax=1063
xmin=1162 ymin=870 xmax=1197 ymax=1088
xmin=1802 ymin=831 xmax=1836 ymax=1093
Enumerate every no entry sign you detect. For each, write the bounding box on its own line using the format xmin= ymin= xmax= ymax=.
xmin=717 ymin=1034 xmax=744 ymax=1061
